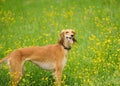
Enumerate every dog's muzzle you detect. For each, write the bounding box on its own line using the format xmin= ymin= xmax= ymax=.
xmin=66 ymin=37 xmax=74 ymax=44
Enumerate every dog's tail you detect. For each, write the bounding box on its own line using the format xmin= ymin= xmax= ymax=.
xmin=0 ymin=56 xmax=9 ymax=64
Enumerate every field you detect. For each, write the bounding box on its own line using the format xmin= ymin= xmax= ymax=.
xmin=0 ymin=0 xmax=120 ymax=86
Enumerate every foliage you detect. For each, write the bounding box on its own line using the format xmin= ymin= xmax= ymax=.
xmin=0 ymin=0 xmax=120 ymax=86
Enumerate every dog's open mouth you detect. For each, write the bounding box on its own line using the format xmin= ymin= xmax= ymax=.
xmin=68 ymin=38 xmax=74 ymax=44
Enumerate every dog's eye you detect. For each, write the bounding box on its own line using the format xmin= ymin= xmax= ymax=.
xmin=66 ymin=37 xmax=69 ymax=38
xmin=66 ymin=31 xmax=69 ymax=34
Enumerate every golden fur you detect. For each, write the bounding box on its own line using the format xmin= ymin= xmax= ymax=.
xmin=0 ymin=29 xmax=76 ymax=86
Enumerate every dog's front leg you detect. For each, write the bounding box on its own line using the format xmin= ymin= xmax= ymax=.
xmin=54 ymin=64 xmax=62 ymax=86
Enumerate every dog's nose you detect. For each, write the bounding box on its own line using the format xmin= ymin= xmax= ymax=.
xmin=71 ymin=35 xmax=74 ymax=37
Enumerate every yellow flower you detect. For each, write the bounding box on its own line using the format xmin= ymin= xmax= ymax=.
xmin=47 ymin=12 xmax=54 ymax=17
xmin=96 ymin=42 xmax=100 ymax=45
xmin=107 ymin=39 xmax=111 ymax=43
xmin=1 ymin=17 xmax=5 ymax=23
xmin=105 ymin=17 xmax=110 ymax=22
xmin=67 ymin=10 xmax=73 ymax=17
xmin=63 ymin=74 xmax=66 ymax=80
xmin=45 ymin=77 xmax=48 ymax=81
xmin=94 ymin=17 xmax=99 ymax=21
xmin=89 ymin=34 xmax=96 ymax=40
xmin=41 ymin=77 xmax=44 ymax=80
xmin=0 ymin=44 xmax=3 ymax=49
xmin=2 ymin=0 xmax=6 ymax=2
xmin=97 ymin=22 xmax=102 ymax=27
xmin=22 ymin=78 xmax=26 ymax=82
xmin=4 ymin=48 xmax=13 ymax=55
xmin=26 ymin=73 xmax=30 ymax=77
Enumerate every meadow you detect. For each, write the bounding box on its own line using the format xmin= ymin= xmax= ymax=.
xmin=0 ymin=0 xmax=120 ymax=86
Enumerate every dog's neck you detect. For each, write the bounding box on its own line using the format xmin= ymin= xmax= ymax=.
xmin=62 ymin=44 xmax=71 ymax=50
xmin=58 ymin=39 xmax=71 ymax=51
xmin=63 ymin=40 xmax=71 ymax=50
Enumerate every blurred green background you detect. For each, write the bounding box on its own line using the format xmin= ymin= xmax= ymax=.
xmin=0 ymin=0 xmax=120 ymax=86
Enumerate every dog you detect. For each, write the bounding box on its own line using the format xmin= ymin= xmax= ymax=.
xmin=0 ymin=29 xmax=76 ymax=86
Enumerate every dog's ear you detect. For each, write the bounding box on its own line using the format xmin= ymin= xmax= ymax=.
xmin=58 ymin=31 xmax=64 ymax=45
xmin=72 ymin=30 xmax=76 ymax=36
xmin=72 ymin=30 xmax=77 ymax=43
xmin=73 ymin=38 xmax=77 ymax=43
xmin=60 ymin=30 xmax=65 ymax=38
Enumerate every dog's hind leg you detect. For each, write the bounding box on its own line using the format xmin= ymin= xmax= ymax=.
xmin=9 ymin=59 xmax=23 ymax=86
xmin=9 ymin=51 xmax=24 ymax=86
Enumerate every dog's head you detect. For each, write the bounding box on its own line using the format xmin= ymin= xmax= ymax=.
xmin=59 ymin=29 xmax=76 ymax=45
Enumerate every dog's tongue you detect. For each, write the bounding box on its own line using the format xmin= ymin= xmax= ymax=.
xmin=69 ymin=39 xmax=73 ymax=44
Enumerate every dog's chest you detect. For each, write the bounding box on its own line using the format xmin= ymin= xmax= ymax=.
xmin=32 ymin=61 xmax=55 ymax=70
xmin=62 ymin=57 xmax=67 ymax=69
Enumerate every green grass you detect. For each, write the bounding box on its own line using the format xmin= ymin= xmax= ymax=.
xmin=0 ymin=0 xmax=120 ymax=86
